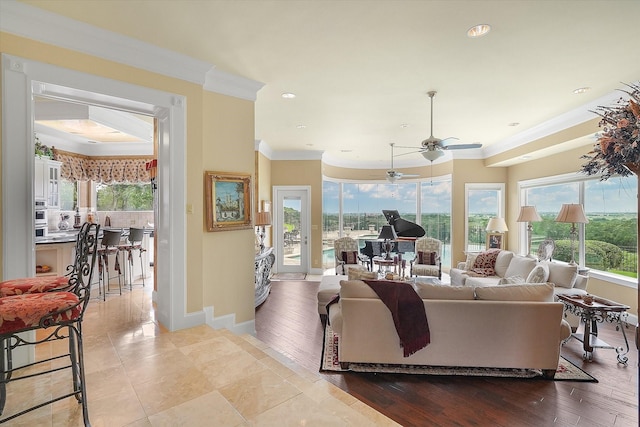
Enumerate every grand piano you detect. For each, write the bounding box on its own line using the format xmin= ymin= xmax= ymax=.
xmin=360 ymin=210 xmax=425 ymax=263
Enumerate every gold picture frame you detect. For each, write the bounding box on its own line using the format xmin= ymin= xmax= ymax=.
xmin=486 ymin=233 xmax=504 ymax=250
xmin=205 ymin=171 xmax=252 ymax=232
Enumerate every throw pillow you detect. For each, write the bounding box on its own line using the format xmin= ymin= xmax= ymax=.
xmin=498 ymin=275 xmax=525 ymax=285
xmin=474 ymin=283 xmax=555 ymax=302
xmin=340 ymin=280 xmax=379 ymax=298
xmin=415 ymin=283 xmax=475 ymax=300
xmin=545 ymin=262 xmax=578 ymax=288
xmin=348 ymin=269 xmax=378 ymax=280
xmin=463 ymin=253 xmax=478 ymax=270
xmin=504 ymin=255 xmax=537 ymax=279
xmin=471 ymin=249 xmax=501 ymax=276
xmin=526 ymin=264 xmax=549 ymax=283
xmin=418 ymin=251 xmax=436 ymax=265
xmin=341 ymin=251 xmax=358 ymax=264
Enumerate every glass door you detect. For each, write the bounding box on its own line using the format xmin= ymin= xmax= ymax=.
xmin=274 ymin=187 xmax=310 ymax=273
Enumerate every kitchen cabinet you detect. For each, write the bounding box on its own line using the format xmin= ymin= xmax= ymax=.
xmin=35 ymin=242 xmax=74 ymax=277
xmin=35 ymin=158 xmax=62 ymax=208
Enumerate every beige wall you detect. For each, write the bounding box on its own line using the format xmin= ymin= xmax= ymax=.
xmin=271 ymin=160 xmax=323 ymax=269
xmin=1 ymin=33 xmax=256 ymax=324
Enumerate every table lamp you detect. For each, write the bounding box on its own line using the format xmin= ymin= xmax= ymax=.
xmin=378 ymin=225 xmax=398 ymax=260
xmin=555 ymin=203 xmax=588 ymax=265
xmin=255 ymin=211 xmax=272 ymax=251
xmin=516 ymin=206 xmax=542 ymax=257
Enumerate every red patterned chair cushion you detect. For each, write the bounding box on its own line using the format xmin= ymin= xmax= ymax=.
xmin=0 ymin=292 xmax=81 ymax=335
xmin=417 ymin=251 xmax=436 ymax=265
xmin=0 ymin=276 xmax=69 ymax=297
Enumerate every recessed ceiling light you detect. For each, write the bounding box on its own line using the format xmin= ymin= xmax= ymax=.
xmin=281 ymin=92 xmax=296 ymax=99
xmin=573 ymin=87 xmax=591 ymax=94
xmin=520 ymin=155 xmax=532 ymax=160
xmin=400 ymin=124 xmax=409 ymax=128
xmin=467 ymin=24 xmax=491 ymax=38
xmin=508 ymin=122 xmax=520 ymax=127
xmin=306 ymin=143 xmax=313 ymax=147
xmin=296 ymin=124 xmax=306 ymax=129
xmin=341 ymin=149 xmax=352 ymax=153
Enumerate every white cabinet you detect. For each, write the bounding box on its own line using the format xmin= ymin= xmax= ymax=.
xmin=35 ymin=158 xmax=62 ymax=208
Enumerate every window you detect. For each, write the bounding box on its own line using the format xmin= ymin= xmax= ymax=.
xmin=465 ymin=183 xmax=505 ymax=252
xmin=96 ymin=183 xmax=153 ymax=211
xmin=322 ymin=177 xmax=452 ymax=271
xmin=520 ymin=174 xmax=637 ymax=282
xmin=59 ymin=179 xmax=77 ymax=211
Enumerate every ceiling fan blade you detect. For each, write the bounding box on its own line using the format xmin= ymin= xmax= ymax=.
xmin=439 ymin=136 xmax=459 ymax=145
xmin=442 ymin=143 xmax=483 ymax=150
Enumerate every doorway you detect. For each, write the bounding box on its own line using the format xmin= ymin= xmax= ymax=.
xmin=273 ymin=186 xmax=310 ymax=274
xmin=2 ymin=54 xmax=191 ymax=334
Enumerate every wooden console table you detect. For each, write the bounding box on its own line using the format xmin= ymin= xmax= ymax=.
xmin=558 ymin=294 xmax=630 ymax=364
xmin=255 ymin=247 xmax=275 ymax=307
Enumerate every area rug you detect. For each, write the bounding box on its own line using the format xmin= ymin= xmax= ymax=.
xmin=272 ymin=272 xmax=307 ymax=280
xmin=320 ymin=323 xmax=597 ymax=382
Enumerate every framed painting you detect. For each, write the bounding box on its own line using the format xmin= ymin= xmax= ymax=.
xmin=205 ymin=171 xmax=252 ymax=232
xmin=486 ymin=233 xmax=504 ymax=250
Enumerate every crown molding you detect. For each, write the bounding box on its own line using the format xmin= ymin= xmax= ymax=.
xmin=255 ymin=140 xmax=274 ymax=159
xmin=0 ymin=1 xmax=262 ymax=101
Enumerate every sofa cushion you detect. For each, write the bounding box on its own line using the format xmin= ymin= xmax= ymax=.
xmin=340 ymin=280 xmax=379 ymax=298
xmin=475 ymin=283 xmax=555 ymax=302
xmin=348 ymin=269 xmax=378 ymax=280
xmin=415 ymin=282 xmax=475 ymax=300
xmin=526 ymin=263 xmax=550 ymax=283
xmin=504 ymin=255 xmax=536 ymax=279
xmin=494 ymin=251 xmax=514 ymax=277
xmin=498 ymin=275 xmax=525 ymax=285
xmin=545 ymin=262 xmax=578 ymax=288
xmin=470 ymin=249 xmax=501 ymax=276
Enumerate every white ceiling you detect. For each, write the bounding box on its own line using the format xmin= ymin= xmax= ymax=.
xmin=17 ymin=0 xmax=640 ymax=169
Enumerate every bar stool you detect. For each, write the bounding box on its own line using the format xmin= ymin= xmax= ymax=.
xmin=117 ymin=227 xmax=146 ymax=290
xmin=98 ymin=229 xmax=123 ymax=300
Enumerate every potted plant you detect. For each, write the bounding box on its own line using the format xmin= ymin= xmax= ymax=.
xmin=34 ymin=133 xmax=54 ymax=159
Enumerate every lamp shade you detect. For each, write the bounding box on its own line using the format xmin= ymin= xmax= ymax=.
xmin=255 ymin=211 xmax=272 ymax=226
xmin=555 ymin=204 xmax=589 ymax=224
xmin=486 ymin=217 xmax=508 ymax=232
xmin=516 ymin=206 xmax=542 ymax=223
xmin=378 ymin=225 xmax=398 ymax=240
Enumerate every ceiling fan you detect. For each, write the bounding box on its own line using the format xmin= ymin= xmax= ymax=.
xmin=385 ymin=143 xmax=419 ymax=183
xmin=398 ymin=91 xmax=482 ymax=162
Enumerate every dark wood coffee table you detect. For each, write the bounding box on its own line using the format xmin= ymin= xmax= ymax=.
xmin=557 ymin=294 xmax=630 ymax=364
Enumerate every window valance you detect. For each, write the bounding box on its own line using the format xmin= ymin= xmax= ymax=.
xmin=53 ymin=149 xmax=153 ymax=184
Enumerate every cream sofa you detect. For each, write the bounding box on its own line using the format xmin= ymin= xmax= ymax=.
xmin=328 ymin=280 xmax=571 ymax=378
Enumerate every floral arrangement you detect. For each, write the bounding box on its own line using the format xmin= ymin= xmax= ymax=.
xmin=581 ymin=82 xmax=640 ymax=180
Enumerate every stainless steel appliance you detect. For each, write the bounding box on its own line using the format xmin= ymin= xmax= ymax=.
xmin=35 ymin=199 xmax=48 ymax=237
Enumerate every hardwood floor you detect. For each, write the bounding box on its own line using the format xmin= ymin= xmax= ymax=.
xmin=256 ymin=279 xmax=638 ymax=427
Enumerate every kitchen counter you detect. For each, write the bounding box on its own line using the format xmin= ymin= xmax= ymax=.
xmin=36 ymin=230 xmax=80 ymax=244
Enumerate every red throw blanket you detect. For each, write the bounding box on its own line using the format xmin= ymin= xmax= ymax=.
xmin=363 ymin=280 xmax=430 ymax=357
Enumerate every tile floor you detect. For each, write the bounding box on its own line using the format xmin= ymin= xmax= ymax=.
xmin=2 ymin=279 xmax=398 ymax=426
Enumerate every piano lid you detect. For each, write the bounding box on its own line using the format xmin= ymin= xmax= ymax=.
xmin=382 ymin=210 xmax=425 ymax=238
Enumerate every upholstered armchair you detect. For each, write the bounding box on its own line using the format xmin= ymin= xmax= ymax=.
xmin=333 ymin=237 xmax=368 ymax=275
xmin=410 ymin=237 xmax=442 ymax=279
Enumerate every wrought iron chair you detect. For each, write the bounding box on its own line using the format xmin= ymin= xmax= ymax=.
xmin=0 ymin=222 xmax=99 ymax=425
xmin=410 ymin=237 xmax=442 ymax=279
xmin=333 ymin=237 xmax=369 ymax=275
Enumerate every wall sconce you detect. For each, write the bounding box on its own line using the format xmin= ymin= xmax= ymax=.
xmin=255 ymin=211 xmax=272 ymax=251
xmin=555 ymin=204 xmax=588 ymax=265
xmin=517 ymin=206 xmax=542 ymax=257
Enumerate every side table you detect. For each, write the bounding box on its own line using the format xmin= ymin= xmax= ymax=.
xmin=557 ymin=294 xmax=630 ymax=364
